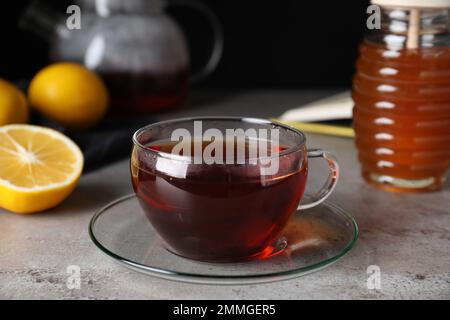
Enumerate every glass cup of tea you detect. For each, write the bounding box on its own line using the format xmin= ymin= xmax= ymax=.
xmin=131 ymin=117 xmax=339 ymax=262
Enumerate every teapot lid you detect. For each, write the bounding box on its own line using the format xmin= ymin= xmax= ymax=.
xmin=76 ymin=0 xmax=165 ymax=16
xmin=371 ymin=0 xmax=450 ymax=8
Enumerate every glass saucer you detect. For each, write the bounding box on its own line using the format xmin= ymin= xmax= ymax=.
xmin=89 ymin=194 xmax=358 ymax=285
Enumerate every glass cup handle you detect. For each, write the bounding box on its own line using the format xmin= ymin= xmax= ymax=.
xmin=168 ymin=0 xmax=224 ymax=84
xmin=298 ymin=149 xmax=339 ymax=210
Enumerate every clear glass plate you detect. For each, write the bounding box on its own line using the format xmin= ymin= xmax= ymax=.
xmin=89 ymin=194 xmax=358 ymax=285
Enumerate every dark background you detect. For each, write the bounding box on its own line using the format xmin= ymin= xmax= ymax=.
xmin=0 ymin=0 xmax=370 ymax=88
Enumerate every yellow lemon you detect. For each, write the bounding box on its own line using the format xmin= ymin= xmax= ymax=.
xmin=28 ymin=63 xmax=109 ymax=130
xmin=0 ymin=124 xmax=84 ymax=214
xmin=0 ymin=79 xmax=29 ymax=125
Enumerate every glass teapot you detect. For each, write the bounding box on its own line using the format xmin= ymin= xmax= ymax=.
xmin=21 ymin=0 xmax=223 ymax=114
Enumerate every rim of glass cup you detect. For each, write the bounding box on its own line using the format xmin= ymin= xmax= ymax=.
xmin=132 ymin=116 xmax=307 ymax=163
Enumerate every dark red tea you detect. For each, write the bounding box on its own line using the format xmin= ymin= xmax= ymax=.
xmin=131 ymin=139 xmax=307 ymax=261
xmin=101 ymin=70 xmax=188 ymax=114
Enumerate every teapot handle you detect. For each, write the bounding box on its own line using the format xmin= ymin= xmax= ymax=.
xmin=168 ymin=0 xmax=224 ymax=84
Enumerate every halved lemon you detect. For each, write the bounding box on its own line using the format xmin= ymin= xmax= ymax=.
xmin=0 ymin=124 xmax=83 ymax=214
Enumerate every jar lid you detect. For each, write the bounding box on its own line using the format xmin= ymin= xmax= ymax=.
xmin=371 ymin=0 xmax=450 ymax=8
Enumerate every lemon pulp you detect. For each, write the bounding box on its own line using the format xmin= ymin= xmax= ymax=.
xmin=0 ymin=125 xmax=83 ymax=213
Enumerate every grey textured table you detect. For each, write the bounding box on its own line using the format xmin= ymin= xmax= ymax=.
xmin=1 ymin=90 xmax=449 ymax=299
